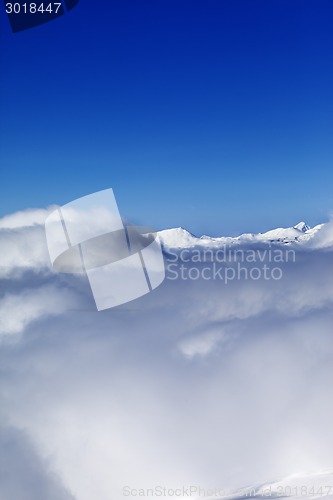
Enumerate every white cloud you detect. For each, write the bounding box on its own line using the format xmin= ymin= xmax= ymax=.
xmin=178 ymin=327 xmax=226 ymax=358
xmin=0 ymin=426 xmax=74 ymax=500
xmin=0 ymin=207 xmax=53 ymax=229
xmin=0 ymin=285 xmax=80 ymax=338
xmin=0 ymin=225 xmax=50 ymax=278
xmin=308 ymin=217 xmax=333 ymax=249
xmin=1 ymin=208 xmax=333 ymax=500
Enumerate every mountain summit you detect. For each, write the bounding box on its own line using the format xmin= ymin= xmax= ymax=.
xmin=159 ymin=222 xmax=324 ymax=249
xmin=294 ymin=221 xmax=310 ymax=232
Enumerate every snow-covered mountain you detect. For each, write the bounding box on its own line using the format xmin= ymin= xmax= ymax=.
xmin=159 ymin=221 xmax=324 ymax=249
xmin=219 ymin=469 xmax=333 ymax=500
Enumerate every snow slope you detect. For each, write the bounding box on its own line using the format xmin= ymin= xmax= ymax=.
xmin=219 ymin=470 xmax=333 ymax=500
xmin=158 ymin=222 xmax=325 ymax=249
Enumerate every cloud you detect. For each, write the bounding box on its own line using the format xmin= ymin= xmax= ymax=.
xmin=1 ymin=208 xmax=333 ymax=500
xmin=178 ymin=331 xmax=221 ymax=358
xmin=0 ymin=225 xmax=50 ymax=278
xmin=0 ymin=285 xmax=81 ymax=338
xmin=0 ymin=426 xmax=75 ymax=500
xmin=0 ymin=207 xmax=53 ymax=229
xmin=178 ymin=325 xmax=228 ymax=358
xmin=308 ymin=217 xmax=333 ymax=249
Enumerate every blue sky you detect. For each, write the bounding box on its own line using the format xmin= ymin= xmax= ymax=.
xmin=1 ymin=0 xmax=333 ymax=236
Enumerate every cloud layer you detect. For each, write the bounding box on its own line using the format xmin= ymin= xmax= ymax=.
xmin=1 ymin=209 xmax=333 ymax=499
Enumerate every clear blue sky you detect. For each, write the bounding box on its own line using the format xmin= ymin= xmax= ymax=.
xmin=1 ymin=0 xmax=333 ymax=236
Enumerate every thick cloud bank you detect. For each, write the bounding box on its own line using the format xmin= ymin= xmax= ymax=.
xmin=1 ymin=209 xmax=333 ymax=500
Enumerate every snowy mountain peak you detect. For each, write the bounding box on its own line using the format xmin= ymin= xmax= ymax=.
xmin=159 ymin=221 xmax=322 ymax=249
xmin=158 ymin=227 xmax=199 ymax=248
xmin=294 ymin=221 xmax=310 ymax=232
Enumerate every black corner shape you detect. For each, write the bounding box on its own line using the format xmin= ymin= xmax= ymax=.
xmin=63 ymin=0 xmax=79 ymax=11
xmin=4 ymin=0 xmax=80 ymax=33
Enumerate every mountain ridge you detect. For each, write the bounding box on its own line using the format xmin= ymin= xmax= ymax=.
xmin=158 ymin=221 xmax=325 ymax=248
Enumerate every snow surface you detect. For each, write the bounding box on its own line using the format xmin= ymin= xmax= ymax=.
xmin=158 ymin=222 xmax=325 ymax=249
xmin=218 ymin=469 xmax=333 ymax=500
